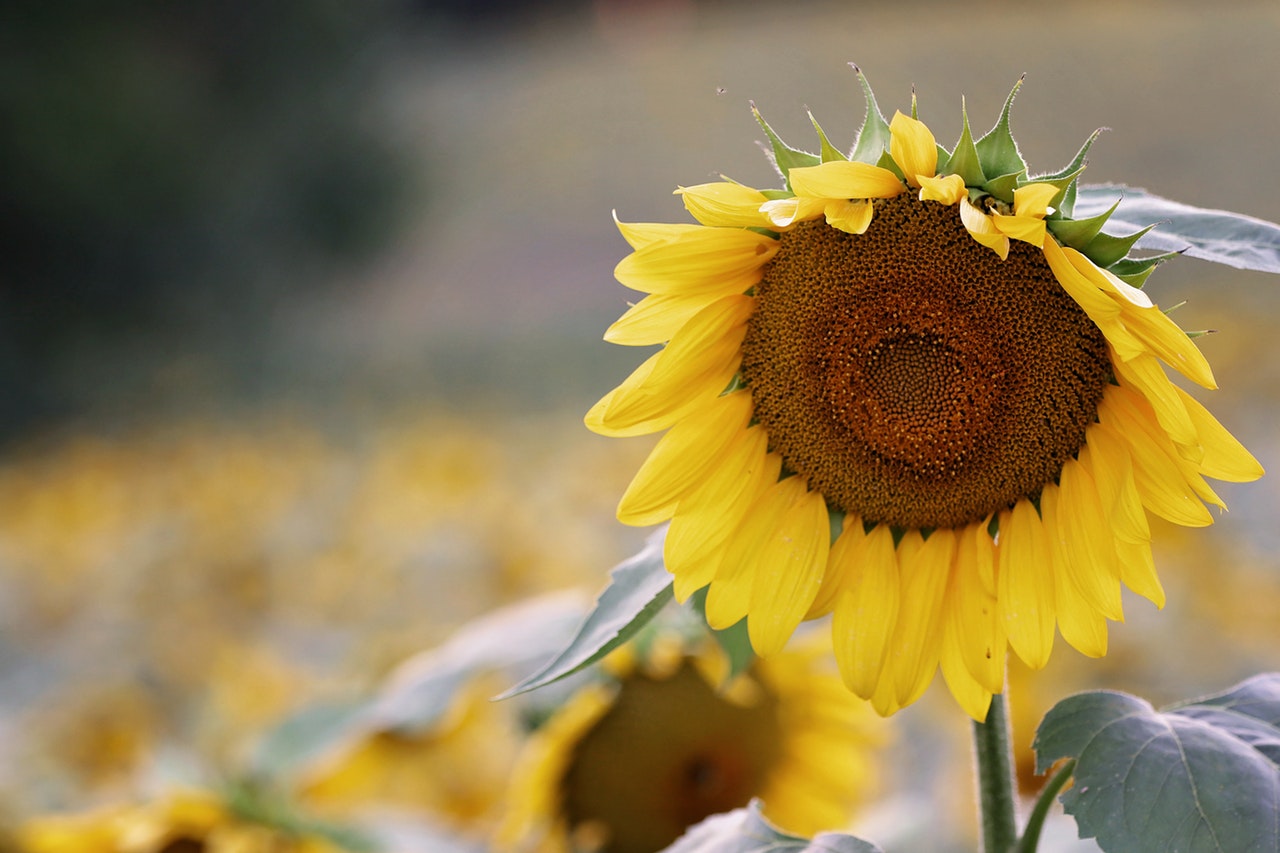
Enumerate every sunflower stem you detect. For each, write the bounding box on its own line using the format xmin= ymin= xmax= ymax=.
xmin=1014 ymin=758 xmax=1076 ymax=853
xmin=973 ymin=691 xmax=1019 ymax=853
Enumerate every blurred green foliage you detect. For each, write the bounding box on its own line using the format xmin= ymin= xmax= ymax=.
xmin=0 ymin=1 xmax=412 ymax=431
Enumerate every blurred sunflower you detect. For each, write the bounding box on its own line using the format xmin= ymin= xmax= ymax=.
xmin=494 ymin=634 xmax=885 ymax=853
xmin=587 ymin=74 xmax=1263 ymax=720
xmin=300 ymin=673 xmax=523 ymax=836
xmin=18 ymin=789 xmax=353 ymax=853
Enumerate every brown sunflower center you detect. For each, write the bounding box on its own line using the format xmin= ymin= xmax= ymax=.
xmin=561 ymin=664 xmax=782 ymax=853
xmin=741 ymin=193 xmax=1111 ymax=530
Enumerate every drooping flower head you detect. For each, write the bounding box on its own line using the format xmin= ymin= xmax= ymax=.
xmin=587 ymin=71 xmax=1263 ymax=720
xmin=495 ymin=633 xmax=885 ymax=853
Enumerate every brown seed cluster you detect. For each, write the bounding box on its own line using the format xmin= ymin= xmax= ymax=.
xmin=741 ymin=194 xmax=1111 ymax=530
xmin=561 ymin=664 xmax=782 ymax=853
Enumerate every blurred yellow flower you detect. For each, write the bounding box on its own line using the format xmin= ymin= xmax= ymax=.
xmin=495 ymin=635 xmax=886 ymax=853
xmin=19 ymin=790 xmax=346 ymax=853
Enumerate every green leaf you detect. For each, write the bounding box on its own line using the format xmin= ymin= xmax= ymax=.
xmin=500 ymin=528 xmax=674 ymax=698
xmin=249 ymin=701 xmax=367 ymax=781
xmin=946 ymin=98 xmax=986 ymax=187
xmin=807 ymin=109 xmax=847 ymax=163
xmin=366 ymin=590 xmax=589 ymax=731
xmin=1033 ymin=673 xmax=1280 ymax=853
xmin=661 ymin=800 xmax=884 ymax=853
xmin=975 ymin=75 xmax=1027 ymax=180
xmin=688 ymin=587 xmax=755 ymax=683
xmin=848 ymin=64 xmax=891 ymax=166
xmin=1076 ymin=183 xmax=1280 ymax=273
xmin=753 ymin=102 xmax=819 ymax=190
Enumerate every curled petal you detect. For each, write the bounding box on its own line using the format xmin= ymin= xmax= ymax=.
xmin=676 ymin=182 xmax=773 ymax=228
xmin=960 ymin=197 xmax=1010 ymax=259
xmin=888 ymin=111 xmax=938 ymax=188
xmin=918 ymin=173 xmax=966 ymax=205
xmin=788 ymin=160 xmax=905 ymax=201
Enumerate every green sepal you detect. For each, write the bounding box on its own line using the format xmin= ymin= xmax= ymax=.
xmin=1107 ymin=251 xmax=1181 ymax=288
xmin=849 ymin=64 xmax=892 ymax=165
xmin=760 ymin=189 xmax=792 ymax=201
xmin=807 ymin=109 xmax=848 ymax=163
xmin=983 ymin=170 xmax=1025 ymax=204
xmin=947 ymin=98 xmax=987 ymax=187
xmin=752 ymin=102 xmax=819 ymax=190
xmin=1040 ymin=127 xmax=1105 ymax=219
xmin=876 ymin=148 xmax=905 ymax=182
xmin=975 ymin=75 xmax=1028 ymax=180
xmin=1047 ymin=198 xmax=1120 ymax=252
xmin=1084 ymin=223 xmax=1157 ymax=268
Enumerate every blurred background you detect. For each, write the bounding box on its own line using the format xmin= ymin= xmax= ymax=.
xmin=3 ymin=0 xmax=1280 ymax=847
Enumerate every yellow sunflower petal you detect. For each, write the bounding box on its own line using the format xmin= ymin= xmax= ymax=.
xmin=676 ymin=182 xmax=773 ymax=228
xmin=938 ymin=633 xmax=995 ymax=722
xmin=1041 ymin=236 xmax=1123 ymax=322
xmin=1042 ymin=482 xmax=1110 ymax=658
xmin=823 ymin=199 xmax=875 ymax=235
xmin=947 ymin=522 xmax=1006 ymax=694
xmin=788 ymin=160 xmax=905 ymax=201
xmin=1077 ymin=432 xmax=1150 ymax=546
xmin=998 ymin=499 xmax=1056 ymax=670
xmin=761 ymin=196 xmax=828 ymax=229
xmin=604 ymin=292 xmax=722 ymax=346
xmin=616 ymin=392 xmax=753 ymax=526
xmin=1054 ymin=459 xmax=1124 ymax=621
xmin=888 ymin=111 xmax=937 ymax=188
xmin=614 ymin=216 xmax=699 ymax=250
xmin=1061 ymin=246 xmax=1217 ymax=389
xmin=807 ymin=515 xmax=864 ymax=620
xmin=598 ymin=294 xmax=754 ymax=432
xmin=585 ymin=352 xmax=680 ymax=437
xmin=704 ymin=475 xmax=792 ymax=630
xmin=1175 ymin=387 xmax=1265 ymax=482
xmin=917 ymin=173 xmax=966 ymax=205
xmin=831 ymin=525 xmax=899 ymax=700
xmin=959 ymin=197 xmax=1010 ymax=260
xmin=888 ymin=528 xmax=955 ymax=707
xmin=746 ymin=479 xmax=831 ymax=655
xmin=667 ymin=437 xmax=780 ymax=602
xmin=614 ymin=228 xmax=777 ymax=296
xmin=1111 ymin=352 xmax=1199 ymax=454
xmin=1011 ymin=182 xmax=1059 ymax=219
xmin=1096 ymin=388 xmax=1214 ymax=527
xmin=991 ymin=212 xmax=1046 ymax=247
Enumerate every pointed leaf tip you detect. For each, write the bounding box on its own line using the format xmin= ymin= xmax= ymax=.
xmin=499 ymin=528 xmax=674 ymax=698
xmin=849 ymin=65 xmax=891 ymax=165
xmin=975 ymin=76 xmax=1028 ymax=180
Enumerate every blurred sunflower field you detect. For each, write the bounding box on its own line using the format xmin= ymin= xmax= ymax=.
xmin=5 ymin=1 xmax=1280 ymax=851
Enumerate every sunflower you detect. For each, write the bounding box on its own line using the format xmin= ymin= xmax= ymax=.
xmin=18 ymin=789 xmax=348 ymax=853
xmin=494 ymin=634 xmax=884 ymax=853
xmin=586 ymin=74 xmax=1263 ymax=721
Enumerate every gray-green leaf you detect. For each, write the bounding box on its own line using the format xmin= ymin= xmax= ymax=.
xmin=499 ymin=527 xmax=674 ymax=698
xmin=1033 ymin=673 xmax=1280 ymax=853
xmin=1075 ymin=184 xmax=1280 ymax=274
xmin=662 ymin=801 xmax=883 ymax=853
xmin=365 ymin=590 xmax=589 ymax=732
